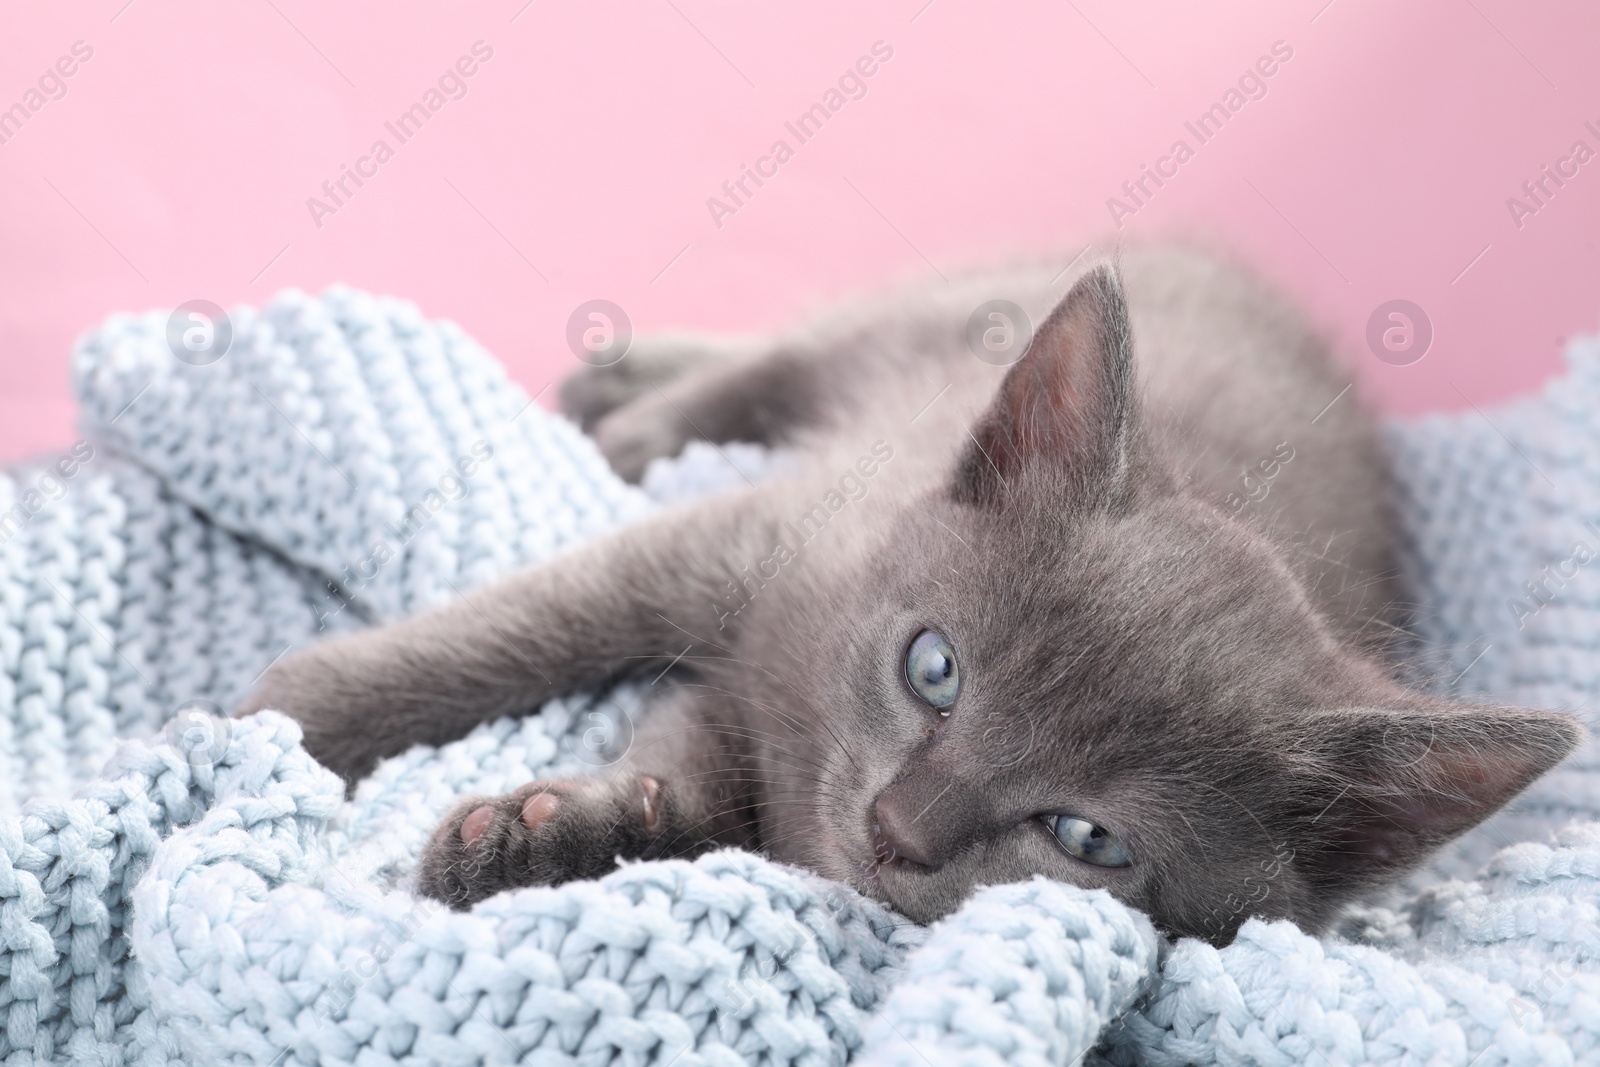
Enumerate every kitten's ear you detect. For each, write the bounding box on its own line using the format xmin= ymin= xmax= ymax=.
xmin=952 ymin=265 xmax=1136 ymax=507
xmin=1306 ymin=704 xmax=1582 ymax=879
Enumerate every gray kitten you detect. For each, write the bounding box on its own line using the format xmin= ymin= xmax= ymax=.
xmin=237 ymin=245 xmax=1579 ymax=944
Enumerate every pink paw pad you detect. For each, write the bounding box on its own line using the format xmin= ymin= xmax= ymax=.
xmin=521 ymin=792 xmax=561 ymax=830
xmin=459 ymin=805 xmax=495 ymax=844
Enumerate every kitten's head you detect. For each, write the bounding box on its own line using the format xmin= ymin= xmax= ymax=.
xmin=765 ymin=265 xmax=1581 ymax=943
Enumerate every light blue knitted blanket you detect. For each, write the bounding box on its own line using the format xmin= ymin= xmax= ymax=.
xmin=1 ymin=288 xmax=1596 ymax=1066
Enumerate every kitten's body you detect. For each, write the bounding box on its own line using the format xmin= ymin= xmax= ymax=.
xmin=576 ymin=247 xmax=1403 ymax=642
xmin=239 ymin=244 xmax=1577 ymax=943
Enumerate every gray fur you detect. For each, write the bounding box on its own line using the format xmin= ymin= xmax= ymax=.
xmin=237 ymin=244 xmax=1580 ymax=942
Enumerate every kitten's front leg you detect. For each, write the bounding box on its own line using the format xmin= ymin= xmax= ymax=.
xmin=416 ymin=771 xmax=742 ymax=907
xmin=235 ymin=492 xmax=780 ymax=782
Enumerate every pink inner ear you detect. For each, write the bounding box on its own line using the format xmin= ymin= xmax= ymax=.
xmin=966 ymin=267 xmax=1129 ymax=492
xmin=1310 ymin=704 xmax=1580 ymax=877
xmin=977 ymin=345 xmax=1074 ymax=485
xmin=1416 ymin=742 xmax=1548 ymax=828
xmin=1342 ymin=738 xmax=1556 ymax=865
xmin=1334 ymin=786 xmax=1468 ymax=869
xmin=1015 ymin=316 xmax=1096 ymax=456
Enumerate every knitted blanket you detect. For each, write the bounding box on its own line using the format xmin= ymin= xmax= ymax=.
xmin=0 ymin=288 xmax=1596 ymax=1066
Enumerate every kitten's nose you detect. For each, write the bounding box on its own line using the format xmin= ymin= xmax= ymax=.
xmin=872 ymin=793 xmax=938 ymax=868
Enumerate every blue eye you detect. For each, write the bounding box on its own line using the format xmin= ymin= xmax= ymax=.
xmin=905 ymin=629 xmax=959 ymax=710
xmin=1046 ymin=815 xmax=1131 ymax=868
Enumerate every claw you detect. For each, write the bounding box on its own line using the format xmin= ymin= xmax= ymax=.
xmin=641 ymin=775 xmax=661 ymax=828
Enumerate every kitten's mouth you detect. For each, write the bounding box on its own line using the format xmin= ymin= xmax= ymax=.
xmin=857 ymin=856 xmax=895 ymax=899
xmin=870 ymin=819 xmax=916 ymax=869
xmin=853 ymin=819 xmax=921 ymax=898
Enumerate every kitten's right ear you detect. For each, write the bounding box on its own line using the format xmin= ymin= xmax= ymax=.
xmin=1304 ymin=702 xmax=1583 ymax=883
xmin=952 ymin=265 xmax=1136 ymax=508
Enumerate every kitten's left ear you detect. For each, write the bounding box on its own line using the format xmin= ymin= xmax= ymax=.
xmin=1305 ymin=703 xmax=1582 ymax=881
xmin=952 ymin=265 xmax=1136 ymax=507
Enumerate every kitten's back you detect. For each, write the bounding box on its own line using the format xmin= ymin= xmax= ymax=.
xmin=781 ymin=244 xmax=1405 ymax=648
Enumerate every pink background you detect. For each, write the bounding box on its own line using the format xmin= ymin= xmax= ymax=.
xmin=2 ymin=0 xmax=1597 ymax=464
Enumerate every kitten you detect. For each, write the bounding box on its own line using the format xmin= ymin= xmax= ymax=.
xmin=237 ymin=245 xmax=1580 ymax=944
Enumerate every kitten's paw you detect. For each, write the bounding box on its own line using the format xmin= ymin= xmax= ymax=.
xmin=559 ymin=333 xmax=744 ymax=431
xmin=416 ymin=774 xmax=666 ymax=908
xmin=592 ymin=397 xmax=695 ymax=483
xmin=561 ymin=364 xmax=655 ymax=433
